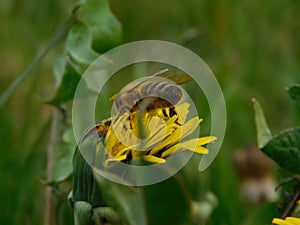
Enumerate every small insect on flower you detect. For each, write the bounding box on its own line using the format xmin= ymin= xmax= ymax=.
xmin=78 ymin=69 xmax=217 ymax=167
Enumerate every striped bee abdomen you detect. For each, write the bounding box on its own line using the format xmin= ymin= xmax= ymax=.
xmin=114 ymin=76 xmax=183 ymax=114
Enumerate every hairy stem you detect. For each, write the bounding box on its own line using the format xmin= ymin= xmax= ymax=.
xmin=44 ymin=109 xmax=58 ymax=225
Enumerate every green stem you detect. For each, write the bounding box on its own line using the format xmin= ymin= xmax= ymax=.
xmin=44 ymin=109 xmax=58 ymax=225
xmin=0 ymin=17 xmax=74 ymax=108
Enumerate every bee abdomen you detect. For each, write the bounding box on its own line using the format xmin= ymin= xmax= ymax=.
xmin=115 ymin=78 xmax=182 ymax=113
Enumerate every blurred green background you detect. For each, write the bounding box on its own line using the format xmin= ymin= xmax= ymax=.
xmin=1 ymin=0 xmax=300 ymax=224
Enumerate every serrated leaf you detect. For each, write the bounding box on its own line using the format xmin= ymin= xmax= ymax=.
xmin=78 ymin=0 xmax=122 ymax=53
xmin=48 ymin=62 xmax=95 ymax=106
xmin=48 ymin=62 xmax=81 ymax=105
xmin=252 ymin=98 xmax=273 ymax=148
xmin=66 ymin=20 xmax=99 ymax=68
xmin=93 ymin=170 xmax=147 ymax=225
xmin=49 ymin=0 xmax=122 ymax=107
xmin=262 ymin=128 xmax=300 ymax=174
xmin=287 ymin=84 xmax=300 ymax=105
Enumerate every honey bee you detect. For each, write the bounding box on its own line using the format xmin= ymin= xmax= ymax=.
xmin=81 ymin=69 xmax=190 ymax=143
xmin=113 ymin=74 xmax=183 ymax=114
xmin=78 ymin=69 xmax=192 ymax=165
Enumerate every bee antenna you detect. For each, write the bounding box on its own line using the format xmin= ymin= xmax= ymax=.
xmin=152 ymin=68 xmax=169 ymax=77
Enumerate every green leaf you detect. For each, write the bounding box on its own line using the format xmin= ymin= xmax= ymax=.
xmin=93 ymin=207 xmax=125 ymax=225
xmin=93 ymin=170 xmax=147 ymax=225
xmin=66 ymin=20 xmax=99 ymax=68
xmin=241 ymin=202 xmax=277 ymax=225
xmin=287 ymin=84 xmax=300 ymax=105
xmin=142 ymin=175 xmax=192 ymax=225
xmin=78 ymin=0 xmax=122 ymax=53
xmin=73 ymin=148 xmax=104 ymax=207
xmin=53 ymin=55 xmax=66 ymax=88
xmin=262 ymin=127 xmax=300 ymax=174
xmin=51 ymin=128 xmax=75 ymax=182
xmin=252 ymin=98 xmax=273 ymax=148
xmin=48 ymin=62 xmax=82 ymax=106
xmin=93 ymin=161 xmax=193 ymax=225
xmin=74 ymin=201 xmax=93 ymax=225
xmin=49 ymin=0 xmax=122 ymax=106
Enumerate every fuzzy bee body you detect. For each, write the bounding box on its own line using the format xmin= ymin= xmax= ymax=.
xmin=114 ymin=76 xmax=183 ymax=114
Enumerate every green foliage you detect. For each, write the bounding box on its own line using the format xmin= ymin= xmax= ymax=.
xmin=93 ymin=170 xmax=194 ymax=225
xmin=2 ymin=0 xmax=300 ymax=225
xmin=76 ymin=0 xmax=122 ymax=53
xmin=48 ymin=62 xmax=82 ymax=105
xmin=74 ymin=201 xmax=93 ymax=225
xmin=52 ymin=125 xmax=75 ymax=183
xmin=72 ymin=148 xmax=103 ymax=206
xmin=93 ymin=207 xmax=124 ymax=225
xmin=241 ymin=202 xmax=277 ymax=225
xmin=288 ymin=84 xmax=300 ymax=105
xmin=49 ymin=0 xmax=122 ymax=106
xmin=34 ymin=116 xmax=75 ymax=185
xmin=252 ymin=98 xmax=273 ymax=148
xmin=254 ymin=85 xmax=300 ymax=175
xmin=142 ymin=176 xmax=192 ymax=225
xmin=262 ymin=128 xmax=300 ymax=174
xmin=0 ymin=19 xmax=73 ymax=108
xmin=94 ymin=171 xmax=147 ymax=225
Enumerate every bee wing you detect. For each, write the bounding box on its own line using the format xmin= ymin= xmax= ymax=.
xmin=154 ymin=68 xmax=192 ymax=84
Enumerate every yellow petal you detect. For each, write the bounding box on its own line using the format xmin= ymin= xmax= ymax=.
xmin=149 ymin=126 xmax=182 ymax=155
xmin=272 ymin=218 xmax=290 ymax=225
xmin=143 ymin=155 xmax=166 ymax=163
xmin=160 ymin=138 xmax=210 ymax=158
xmin=105 ymin=113 xmax=128 ymax=153
xmin=153 ymin=117 xmax=203 ymax=156
xmin=104 ymin=154 xmax=127 ymax=167
xmin=175 ymin=103 xmax=190 ymax=123
xmin=272 ymin=217 xmax=300 ymax=225
xmin=197 ymin=136 xmax=217 ymax=145
xmin=193 ymin=146 xmax=209 ymax=154
xmin=180 ymin=117 xmax=202 ymax=138
xmin=114 ymin=146 xmax=129 ymax=158
xmin=160 ymin=145 xmax=177 ymax=158
xmin=286 ymin=217 xmax=300 ymax=224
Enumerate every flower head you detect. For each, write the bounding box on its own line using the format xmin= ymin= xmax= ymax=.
xmin=102 ymin=102 xmax=216 ymax=165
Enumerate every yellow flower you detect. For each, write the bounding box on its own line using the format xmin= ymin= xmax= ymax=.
xmin=272 ymin=217 xmax=300 ymax=225
xmin=102 ymin=102 xmax=216 ymax=165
